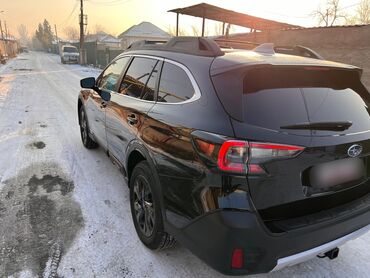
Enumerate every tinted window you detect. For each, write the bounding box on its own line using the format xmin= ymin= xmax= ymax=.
xmin=63 ymin=46 xmax=78 ymax=53
xmin=142 ymin=62 xmax=160 ymax=101
xmin=158 ymin=62 xmax=195 ymax=103
xmin=243 ymin=67 xmax=370 ymax=135
xmin=99 ymin=57 xmax=130 ymax=91
xmin=119 ymin=57 xmax=158 ymax=99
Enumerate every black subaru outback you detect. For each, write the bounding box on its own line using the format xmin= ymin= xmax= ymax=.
xmin=78 ymin=37 xmax=370 ymax=275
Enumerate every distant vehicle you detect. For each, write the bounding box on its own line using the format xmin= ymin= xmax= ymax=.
xmin=60 ymin=45 xmax=79 ymax=64
xmin=77 ymin=37 xmax=370 ymax=275
xmin=19 ymin=46 xmax=29 ymax=53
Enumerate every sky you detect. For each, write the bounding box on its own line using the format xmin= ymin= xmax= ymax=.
xmin=0 ymin=0 xmax=363 ymax=39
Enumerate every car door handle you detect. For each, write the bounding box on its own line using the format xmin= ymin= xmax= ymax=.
xmin=127 ymin=113 xmax=138 ymax=125
xmin=100 ymin=101 xmax=107 ymax=109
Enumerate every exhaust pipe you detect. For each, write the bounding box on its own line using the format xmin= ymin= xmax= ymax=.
xmin=317 ymin=247 xmax=340 ymax=260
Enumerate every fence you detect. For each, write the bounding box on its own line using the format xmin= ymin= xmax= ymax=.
xmin=0 ymin=39 xmax=18 ymax=59
xmin=67 ymin=41 xmax=123 ymax=68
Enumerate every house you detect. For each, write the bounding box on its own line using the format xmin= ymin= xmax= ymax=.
xmin=85 ymin=32 xmax=122 ymax=49
xmin=118 ymin=21 xmax=171 ymax=49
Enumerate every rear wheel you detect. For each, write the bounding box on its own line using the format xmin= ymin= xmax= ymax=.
xmin=130 ymin=161 xmax=175 ymax=250
xmin=79 ymin=106 xmax=98 ymax=149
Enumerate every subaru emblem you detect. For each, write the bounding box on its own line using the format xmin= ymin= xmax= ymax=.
xmin=348 ymin=144 xmax=363 ymax=158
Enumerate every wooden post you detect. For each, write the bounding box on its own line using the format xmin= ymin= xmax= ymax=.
xmin=176 ymin=13 xmax=179 ymax=37
xmin=201 ymin=17 xmax=205 ymax=37
xmin=222 ymin=22 xmax=225 ymax=36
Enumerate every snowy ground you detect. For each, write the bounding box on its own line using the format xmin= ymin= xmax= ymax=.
xmin=0 ymin=52 xmax=369 ymax=278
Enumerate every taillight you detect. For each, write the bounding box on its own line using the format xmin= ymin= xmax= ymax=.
xmin=231 ymin=248 xmax=244 ymax=269
xmin=249 ymin=142 xmax=304 ymax=159
xmin=216 ymin=140 xmax=304 ymax=174
xmin=217 ymin=140 xmax=248 ymax=173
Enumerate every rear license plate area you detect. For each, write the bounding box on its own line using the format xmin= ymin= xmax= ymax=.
xmin=304 ymin=158 xmax=366 ymax=196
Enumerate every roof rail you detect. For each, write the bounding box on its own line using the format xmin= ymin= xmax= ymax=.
xmin=212 ymin=38 xmax=325 ymax=60
xmin=127 ymin=40 xmax=168 ymax=50
xmin=274 ymin=45 xmax=324 ymax=60
xmin=125 ymin=37 xmax=224 ymax=57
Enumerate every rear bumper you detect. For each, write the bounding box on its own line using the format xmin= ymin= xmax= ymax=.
xmin=272 ymin=223 xmax=370 ymax=271
xmin=173 ymin=206 xmax=370 ymax=275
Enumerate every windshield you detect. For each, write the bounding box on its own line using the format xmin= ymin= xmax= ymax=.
xmin=63 ymin=47 xmax=78 ymax=53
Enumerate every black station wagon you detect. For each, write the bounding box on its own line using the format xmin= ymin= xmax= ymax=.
xmin=78 ymin=37 xmax=370 ymax=275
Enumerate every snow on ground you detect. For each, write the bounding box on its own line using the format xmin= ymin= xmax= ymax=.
xmin=0 ymin=52 xmax=369 ymax=278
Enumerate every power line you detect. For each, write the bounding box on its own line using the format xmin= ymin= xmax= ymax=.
xmin=60 ymin=1 xmax=79 ymax=26
xmin=86 ymin=0 xmax=135 ymax=6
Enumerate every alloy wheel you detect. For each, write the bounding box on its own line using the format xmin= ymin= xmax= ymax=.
xmin=133 ymin=175 xmax=155 ymax=237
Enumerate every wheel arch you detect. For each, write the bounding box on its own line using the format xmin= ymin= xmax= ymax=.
xmin=126 ymin=141 xmax=158 ymax=183
xmin=126 ymin=141 xmax=167 ymax=219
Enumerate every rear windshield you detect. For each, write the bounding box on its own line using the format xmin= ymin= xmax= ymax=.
xmin=63 ymin=47 xmax=78 ymax=53
xmin=242 ymin=67 xmax=370 ymax=135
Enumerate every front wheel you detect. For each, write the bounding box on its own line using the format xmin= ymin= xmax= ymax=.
xmin=130 ymin=161 xmax=175 ymax=250
xmin=79 ymin=106 xmax=98 ymax=149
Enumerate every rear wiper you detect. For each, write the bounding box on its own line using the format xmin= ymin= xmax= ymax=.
xmin=280 ymin=121 xmax=353 ymax=131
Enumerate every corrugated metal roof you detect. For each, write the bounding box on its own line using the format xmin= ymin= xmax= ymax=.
xmin=169 ymin=3 xmax=300 ymax=31
xmin=118 ymin=22 xmax=170 ymax=39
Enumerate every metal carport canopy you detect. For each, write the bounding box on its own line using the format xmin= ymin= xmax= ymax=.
xmin=168 ymin=2 xmax=300 ymax=34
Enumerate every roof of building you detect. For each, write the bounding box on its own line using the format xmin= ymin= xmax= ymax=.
xmin=85 ymin=32 xmax=121 ymax=43
xmin=168 ymin=3 xmax=300 ymax=31
xmin=118 ymin=21 xmax=171 ymax=39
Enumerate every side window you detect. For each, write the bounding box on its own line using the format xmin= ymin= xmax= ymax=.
xmin=119 ymin=57 xmax=158 ymax=99
xmin=99 ymin=57 xmax=130 ymax=91
xmin=158 ymin=62 xmax=195 ymax=103
xmin=141 ymin=62 xmax=161 ymax=101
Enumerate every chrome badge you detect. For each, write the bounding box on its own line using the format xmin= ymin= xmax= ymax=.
xmin=348 ymin=144 xmax=363 ymax=158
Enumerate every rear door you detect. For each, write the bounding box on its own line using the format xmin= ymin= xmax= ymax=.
xmin=212 ymin=66 xmax=370 ymax=219
xmin=105 ymin=56 xmax=161 ymax=165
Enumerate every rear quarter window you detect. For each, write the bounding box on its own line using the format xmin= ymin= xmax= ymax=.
xmin=157 ymin=62 xmax=195 ymax=103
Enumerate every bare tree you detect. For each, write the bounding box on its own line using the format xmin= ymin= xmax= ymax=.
xmin=166 ymin=25 xmax=187 ymax=36
xmin=313 ymin=0 xmax=346 ymax=26
xmin=17 ymin=24 xmax=30 ymax=46
xmin=357 ymin=0 xmax=370 ymax=24
xmin=191 ymin=25 xmax=200 ymax=36
xmin=63 ymin=26 xmax=79 ymax=40
xmin=94 ymin=24 xmax=106 ymax=34
xmin=214 ymin=22 xmax=224 ymax=36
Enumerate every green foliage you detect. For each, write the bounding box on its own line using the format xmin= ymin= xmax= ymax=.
xmin=34 ymin=19 xmax=54 ymax=50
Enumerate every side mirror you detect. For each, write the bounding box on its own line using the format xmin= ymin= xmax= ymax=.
xmin=80 ymin=77 xmax=96 ymax=89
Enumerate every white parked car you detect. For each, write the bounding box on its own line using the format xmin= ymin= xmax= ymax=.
xmin=60 ymin=45 xmax=79 ymax=64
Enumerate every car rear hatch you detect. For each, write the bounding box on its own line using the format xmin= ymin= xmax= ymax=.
xmin=211 ymin=64 xmax=370 ymax=228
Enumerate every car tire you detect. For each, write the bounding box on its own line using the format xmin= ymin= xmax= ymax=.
xmin=130 ymin=161 xmax=176 ymax=250
xmin=79 ymin=106 xmax=98 ymax=149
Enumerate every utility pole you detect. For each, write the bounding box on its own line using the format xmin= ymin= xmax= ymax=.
xmin=79 ymin=0 xmax=86 ymax=65
xmin=54 ymin=24 xmax=59 ymax=54
xmin=4 ymin=21 xmax=8 ymax=38
xmin=0 ymin=20 xmax=4 ymax=40
xmin=54 ymin=24 xmax=59 ymax=43
xmin=4 ymin=21 xmax=8 ymax=57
